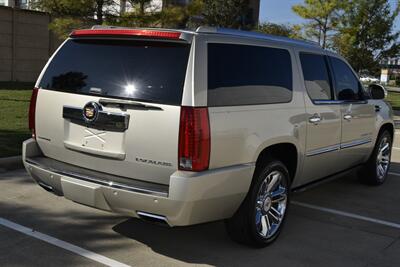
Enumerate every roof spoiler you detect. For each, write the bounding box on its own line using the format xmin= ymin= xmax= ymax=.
xmin=70 ymin=27 xmax=183 ymax=40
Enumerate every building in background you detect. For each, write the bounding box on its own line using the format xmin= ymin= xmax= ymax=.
xmin=380 ymin=57 xmax=400 ymax=85
xmin=0 ymin=0 xmax=29 ymax=9
xmin=0 ymin=5 xmax=60 ymax=82
xmin=248 ymin=0 xmax=260 ymax=27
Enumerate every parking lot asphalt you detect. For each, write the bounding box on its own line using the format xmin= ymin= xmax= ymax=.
xmin=1 ymin=137 xmax=400 ymax=266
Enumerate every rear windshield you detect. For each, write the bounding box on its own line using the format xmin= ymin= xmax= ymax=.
xmin=39 ymin=39 xmax=191 ymax=105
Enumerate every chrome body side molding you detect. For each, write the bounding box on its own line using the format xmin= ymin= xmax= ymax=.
xmin=306 ymin=138 xmax=372 ymax=157
xmin=306 ymin=144 xmax=340 ymax=157
xmin=340 ymin=138 xmax=372 ymax=149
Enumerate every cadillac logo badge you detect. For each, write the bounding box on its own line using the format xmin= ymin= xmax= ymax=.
xmin=82 ymin=102 xmax=101 ymax=122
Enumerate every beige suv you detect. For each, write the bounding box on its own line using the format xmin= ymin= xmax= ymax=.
xmin=23 ymin=26 xmax=394 ymax=247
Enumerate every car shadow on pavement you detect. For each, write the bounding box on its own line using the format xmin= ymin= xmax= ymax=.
xmin=112 ymin=164 xmax=400 ymax=266
xmin=112 ymin=216 xmax=292 ymax=267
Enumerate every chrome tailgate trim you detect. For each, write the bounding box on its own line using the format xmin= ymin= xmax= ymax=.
xmin=26 ymin=156 xmax=169 ymax=197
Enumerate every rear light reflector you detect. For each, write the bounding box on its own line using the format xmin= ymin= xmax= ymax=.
xmin=178 ymin=107 xmax=210 ymax=172
xmin=70 ymin=29 xmax=182 ymax=40
xmin=29 ymin=87 xmax=39 ymax=138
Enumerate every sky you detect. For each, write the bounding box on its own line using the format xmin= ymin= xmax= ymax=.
xmin=259 ymin=0 xmax=400 ymax=30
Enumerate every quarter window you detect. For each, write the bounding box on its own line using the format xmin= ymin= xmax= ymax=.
xmin=300 ymin=53 xmax=332 ymax=101
xmin=330 ymin=57 xmax=363 ymax=101
xmin=207 ymin=43 xmax=293 ymax=106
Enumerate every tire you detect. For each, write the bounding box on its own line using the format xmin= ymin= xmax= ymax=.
xmin=225 ymin=159 xmax=290 ymax=247
xmin=359 ymin=130 xmax=392 ymax=185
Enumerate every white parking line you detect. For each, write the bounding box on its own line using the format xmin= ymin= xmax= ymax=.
xmin=0 ymin=218 xmax=130 ymax=267
xmin=292 ymin=201 xmax=400 ymax=229
xmin=392 ymin=147 xmax=400 ymax=150
xmin=389 ymin=172 xmax=400 ymax=177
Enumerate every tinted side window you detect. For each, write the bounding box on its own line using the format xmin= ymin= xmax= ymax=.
xmin=330 ymin=57 xmax=363 ymax=101
xmin=208 ymin=43 xmax=292 ymax=106
xmin=300 ymin=53 xmax=332 ymax=101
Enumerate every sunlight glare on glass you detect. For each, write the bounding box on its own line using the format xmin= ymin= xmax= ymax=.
xmin=124 ymin=83 xmax=136 ymax=95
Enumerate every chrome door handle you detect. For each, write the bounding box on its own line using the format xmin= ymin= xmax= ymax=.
xmin=309 ymin=114 xmax=321 ymax=124
xmin=343 ymin=114 xmax=352 ymax=121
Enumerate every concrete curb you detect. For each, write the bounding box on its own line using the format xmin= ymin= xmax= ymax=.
xmin=386 ymin=87 xmax=400 ymax=93
xmin=0 ymin=156 xmax=23 ymax=171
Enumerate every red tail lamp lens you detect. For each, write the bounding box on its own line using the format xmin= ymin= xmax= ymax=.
xmin=178 ymin=107 xmax=210 ymax=172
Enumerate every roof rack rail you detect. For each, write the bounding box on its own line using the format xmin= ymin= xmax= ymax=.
xmin=196 ymin=26 xmax=321 ymax=48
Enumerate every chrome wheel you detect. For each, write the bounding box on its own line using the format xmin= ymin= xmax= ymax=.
xmin=255 ymin=170 xmax=287 ymax=238
xmin=376 ymin=136 xmax=391 ymax=180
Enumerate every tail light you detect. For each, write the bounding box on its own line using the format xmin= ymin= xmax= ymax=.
xmin=178 ymin=107 xmax=210 ymax=172
xmin=29 ymin=87 xmax=39 ymax=138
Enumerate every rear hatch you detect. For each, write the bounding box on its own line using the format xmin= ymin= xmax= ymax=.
xmin=34 ymin=30 xmax=192 ymax=185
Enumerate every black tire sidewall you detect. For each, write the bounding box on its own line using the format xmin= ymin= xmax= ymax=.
xmin=363 ymin=130 xmax=392 ymax=185
xmin=373 ymin=131 xmax=392 ymax=183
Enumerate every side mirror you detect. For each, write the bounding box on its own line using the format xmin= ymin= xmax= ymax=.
xmin=369 ymin=84 xmax=386 ymax=100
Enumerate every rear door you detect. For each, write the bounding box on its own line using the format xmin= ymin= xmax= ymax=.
xmin=35 ymin=34 xmax=192 ymax=185
xmin=298 ymin=52 xmax=341 ymax=184
xmin=329 ymin=56 xmax=375 ymax=169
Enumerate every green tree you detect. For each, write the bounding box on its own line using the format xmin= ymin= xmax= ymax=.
xmin=333 ymin=0 xmax=400 ymax=74
xmin=201 ymin=0 xmax=250 ymax=29
xmin=127 ymin=0 xmax=152 ymax=15
xmin=31 ymin=0 xmax=116 ymax=38
xmin=292 ymin=0 xmax=345 ymax=48
xmin=257 ymin=22 xmax=302 ymax=39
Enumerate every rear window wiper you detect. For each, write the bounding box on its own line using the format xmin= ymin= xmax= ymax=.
xmin=99 ymin=98 xmax=163 ymax=111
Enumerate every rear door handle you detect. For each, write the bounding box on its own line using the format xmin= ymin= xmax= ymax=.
xmin=309 ymin=114 xmax=322 ymax=124
xmin=343 ymin=114 xmax=352 ymax=121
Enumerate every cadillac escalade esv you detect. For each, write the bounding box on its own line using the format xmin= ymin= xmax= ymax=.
xmin=23 ymin=26 xmax=394 ymax=247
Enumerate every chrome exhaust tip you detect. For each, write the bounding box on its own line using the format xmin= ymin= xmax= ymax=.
xmin=38 ymin=181 xmax=54 ymax=192
xmin=137 ymin=211 xmax=169 ymax=226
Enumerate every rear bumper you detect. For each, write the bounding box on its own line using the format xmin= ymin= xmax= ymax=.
xmin=23 ymin=139 xmax=255 ymax=226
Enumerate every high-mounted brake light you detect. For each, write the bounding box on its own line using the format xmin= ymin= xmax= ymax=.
xmin=178 ymin=107 xmax=210 ymax=172
xmin=70 ymin=29 xmax=182 ymax=40
xmin=29 ymin=87 xmax=39 ymax=139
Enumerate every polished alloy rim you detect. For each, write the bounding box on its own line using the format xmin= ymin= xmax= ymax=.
xmin=255 ymin=170 xmax=287 ymax=238
xmin=376 ymin=136 xmax=391 ymax=180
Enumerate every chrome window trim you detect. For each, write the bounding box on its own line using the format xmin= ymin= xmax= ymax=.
xmin=313 ymin=100 xmax=368 ymax=105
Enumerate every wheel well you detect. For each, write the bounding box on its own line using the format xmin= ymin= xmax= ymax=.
xmin=255 ymin=143 xmax=298 ymax=183
xmin=380 ymin=123 xmax=394 ymax=140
